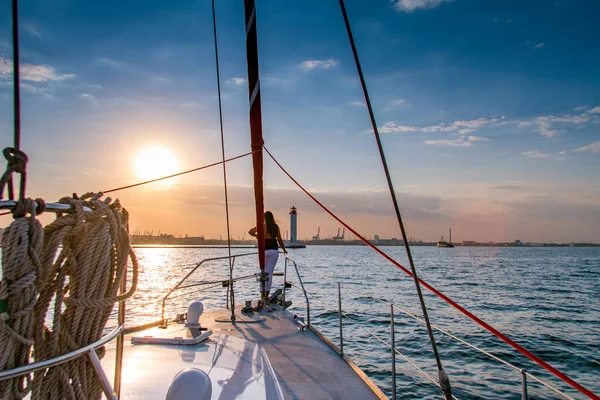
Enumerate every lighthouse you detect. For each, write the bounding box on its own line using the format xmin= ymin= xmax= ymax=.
xmin=285 ymin=206 xmax=306 ymax=248
xmin=289 ymin=206 xmax=298 ymax=242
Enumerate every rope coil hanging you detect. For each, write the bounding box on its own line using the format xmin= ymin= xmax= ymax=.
xmin=0 ymin=143 xmax=45 ymax=399
xmin=28 ymin=193 xmax=138 ymax=400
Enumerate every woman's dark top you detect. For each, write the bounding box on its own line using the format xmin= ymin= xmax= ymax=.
xmin=265 ymin=238 xmax=278 ymax=250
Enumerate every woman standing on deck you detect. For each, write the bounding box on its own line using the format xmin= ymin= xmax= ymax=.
xmin=248 ymin=211 xmax=287 ymax=299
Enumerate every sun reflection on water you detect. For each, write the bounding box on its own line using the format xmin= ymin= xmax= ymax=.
xmin=119 ymin=247 xmax=261 ymax=327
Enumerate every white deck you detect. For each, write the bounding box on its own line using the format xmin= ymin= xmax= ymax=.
xmin=102 ymin=304 xmax=387 ymax=400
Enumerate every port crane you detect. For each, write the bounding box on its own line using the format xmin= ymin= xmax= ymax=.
xmin=312 ymin=227 xmax=320 ymax=241
xmin=332 ymin=228 xmax=345 ymax=241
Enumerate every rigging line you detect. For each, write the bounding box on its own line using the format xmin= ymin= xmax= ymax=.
xmin=210 ymin=0 xmax=235 ymax=321
xmin=0 ymin=151 xmax=255 ymax=217
xmin=263 ymin=145 xmax=599 ymax=400
xmin=336 ymin=1 xmax=450 ymax=396
xmin=102 ymin=151 xmax=253 ymax=194
xmin=8 ymin=0 xmax=22 ymax=201
xmin=11 ymin=0 xmax=21 ymax=153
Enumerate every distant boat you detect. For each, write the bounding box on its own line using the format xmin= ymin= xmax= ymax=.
xmin=437 ymin=229 xmax=455 ymax=248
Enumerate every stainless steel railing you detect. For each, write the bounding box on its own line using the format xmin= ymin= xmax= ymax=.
xmin=0 ymin=325 xmax=124 ymax=400
xmin=284 ymin=256 xmax=310 ymax=327
xmin=159 ymin=252 xmax=258 ymax=324
xmin=282 ymin=256 xmax=576 ymax=400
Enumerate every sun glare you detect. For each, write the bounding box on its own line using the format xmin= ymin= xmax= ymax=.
xmin=134 ymin=146 xmax=179 ymax=181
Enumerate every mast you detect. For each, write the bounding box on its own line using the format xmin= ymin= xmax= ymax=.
xmin=449 ymin=228 xmax=452 ymax=244
xmin=243 ymin=0 xmax=265 ymax=273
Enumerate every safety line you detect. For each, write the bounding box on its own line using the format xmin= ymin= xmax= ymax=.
xmin=210 ymin=0 xmax=235 ymax=321
xmin=263 ymin=145 xmax=599 ymax=400
xmin=308 ymin=293 xmax=458 ymax=399
xmin=305 ymin=269 xmax=579 ymax=396
xmin=337 ymin=2 xmax=450 ymax=396
xmin=102 ymin=151 xmax=253 ymax=194
xmin=389 ymin=304 xmax=575 ymax=400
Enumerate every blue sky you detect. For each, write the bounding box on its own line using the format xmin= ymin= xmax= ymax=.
xmin=0 ymin=0 xmax=599 ymax=242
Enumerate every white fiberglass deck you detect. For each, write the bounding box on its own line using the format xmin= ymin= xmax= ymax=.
xmin=102 ymin=304 xmax=387 ymax=400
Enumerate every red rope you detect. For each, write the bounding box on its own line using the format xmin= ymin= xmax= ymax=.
xmin=263 ymin=145 xmax=599 ymax=400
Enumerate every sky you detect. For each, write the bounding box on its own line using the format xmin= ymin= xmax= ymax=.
xmin=0 ymin=0 xmax=599 ymax=243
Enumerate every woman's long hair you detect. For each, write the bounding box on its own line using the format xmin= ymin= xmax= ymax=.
xmin=264 ymin=211 xmax=278 ymax=238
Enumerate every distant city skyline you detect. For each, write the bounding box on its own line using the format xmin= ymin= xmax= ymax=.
xmin=0 ymin=0 xmax=599 ymax=243
xmin=128 ymin=226 xmax=599 ymax=246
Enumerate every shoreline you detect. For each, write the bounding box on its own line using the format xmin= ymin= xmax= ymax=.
xmin=131 ymin=241 xmax=600 ymax=248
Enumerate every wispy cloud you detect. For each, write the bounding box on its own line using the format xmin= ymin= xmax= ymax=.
xmin=23 ymin=24 xmax=41 ymax=36
xmin=0 ymin=57 xmax=75 ymax=82
xmin=425 ymin=136 xmax=489 ymax=147
xmin=489 ymin=185 xmax=524 ymax=191
xmin=392 ymin=0 xmax=453 ymax=12
xmin=350 ymin=101 xmax=365 ymax=106
xmin=380 ymin=116 xmax=502 ymax=134
xmin=522 ymin=150 xmax=552 ymax=158
xmin=378 ymin=123 xmax=418 ymax=133
xmin=518 ymin=119 xmax=563 ymax=138
xmin=94 ymin=58 xmax=125 ymax=69
xmin=77 ymin=84 xmax=103 ymax=90
xmin=299 ymin=59 xmax=339 ymax=71
xmin=227 ymin=77 xmax=247 ymax=85
xmin=18 ymin=83 xmax=49 ymax=93
xmin=522 ymin=150 xmax=566 ymax=159
xmin=518 ymin=108 xmax=596 ymax=137
xmin=575 ymin=142 xmax=600 ymax=153
xmin=534 ymin=42 xmax=545 ymax=49
xmin=385 ymin=98 xmax=409 ymax=111
xmin=382 ymin=107 xmax=599 ymax=147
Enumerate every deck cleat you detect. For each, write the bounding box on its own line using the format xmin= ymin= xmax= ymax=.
xmin=241 ymin=300 xmax=254 ymax=313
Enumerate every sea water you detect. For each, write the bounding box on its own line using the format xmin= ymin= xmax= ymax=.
xmin=120 ymin=245 xmax=599 ymax=399
xmin=3 ymin=245 xmax=597 ymax=398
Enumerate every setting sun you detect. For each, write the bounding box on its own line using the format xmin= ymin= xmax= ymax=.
xmin=133 ymin=146 xmax=179 ymax=181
